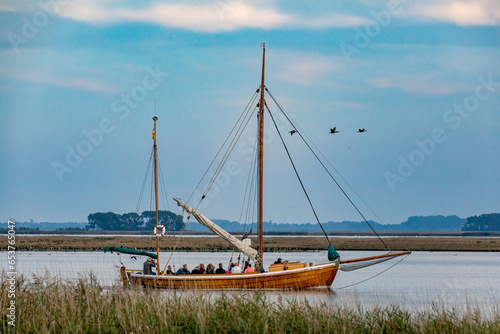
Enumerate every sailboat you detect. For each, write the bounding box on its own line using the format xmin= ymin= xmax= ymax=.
xmin=114 ymin=44 xmax=410 ymax=290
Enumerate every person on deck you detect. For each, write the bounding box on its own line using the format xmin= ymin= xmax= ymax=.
xmin=143 ymin=258 xmax=156 ymax=275
xmin=205 ymin=263 xmax=215 ymax=274
xmin=176 ymin=264 xmax=191 ymax=275
xmin=215 ymin=263 xmax=226 ymax=274
xmin=244 ymin=263 xmax=254 ymax=273
xmin=166 ymin=265 xmax=174 ymax=275
xmin=199 ymin=263 xmax=206 ymax=274
xmin=192 ymin=266 xmax=201 ymax=274
xmin=231 ymin=262 xmax=242 ymax=273
xmin=274 ymin=258 xmax=283 ymax=264
xmin=243 ymin=261 xmax=249 ymax=272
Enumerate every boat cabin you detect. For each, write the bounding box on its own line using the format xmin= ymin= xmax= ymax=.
xmin=269 ymin=261 xmax=308 ymax=272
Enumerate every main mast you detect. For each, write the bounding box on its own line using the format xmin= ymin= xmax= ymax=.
xmin=153 ymin=115 xmax=160 ymax=274
xmin=258 ymin=44 xmax=265 ymax=268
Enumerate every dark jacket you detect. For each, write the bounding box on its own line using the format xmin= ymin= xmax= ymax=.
xmin=176 ymin=268 xmax=191 ymax=275
xmin=215 ymin=267 xmax=225 ymax=274
xmin=143 ymin=260 xmax=156 ymax=275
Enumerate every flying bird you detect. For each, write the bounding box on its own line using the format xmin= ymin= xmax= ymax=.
xmin=358 ymin=128 xmax=367 ymax=133
xmin=329 ymin=127 xmax=339 ymax=134
xmin=289 ymin=130 xmax=298 ymax=136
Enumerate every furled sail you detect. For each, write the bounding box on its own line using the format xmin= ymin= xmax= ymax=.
xmin=174 ymin=198 xmax=258 ymax=260
xmin=103 ymin=246 xmax=158 ymax=259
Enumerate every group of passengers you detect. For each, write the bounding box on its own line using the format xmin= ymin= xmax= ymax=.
xmin=143 ymin=258 xmax=276 ymax=275
xmin=170 ymin=261 xmax=255 ymax=275
xmin=143 ymin=258 xmax=256 ymax=275
xmin=228 ymin=260 xmax=255 ymax=273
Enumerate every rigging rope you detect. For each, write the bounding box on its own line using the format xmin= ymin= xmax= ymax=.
xmin=265 ymin=87 xmax=390 ymax=251
xmin=149 ymin=162 xmax=154 ymax=214
xmin=184 ymin=89 xmax=259 ymax=207
xmin=135 ymin=148 xmax=154 ymax=214
xmin=163 ymin=89 xmax=260 ymax=271
xmin=237 ymin=135 xmax=258 ymax=231
xmin=162 ymin=213 xmax=192 ymax=272
xmin=231 ymin=133 xmax=259 ymax=264
xmin=267 ymin=87 xmax=390 ymax=228
xmin=336 ymin=252 xmax=410 ymax=289
xmin=200 ymin=104 xmax=257 ymax=203
xmin=158 ymin=157 xmax=170 ymax=211
xmin=265 ymin=103 xmax=332 ymax=245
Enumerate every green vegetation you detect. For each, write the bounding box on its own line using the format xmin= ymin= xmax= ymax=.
xmin=463 ymin=213 xmax=500 ymax=232
xmin=2 ymin=275 xmax=499 ymax=333
xmin=86 ymin=210 xmax=183 ymax=231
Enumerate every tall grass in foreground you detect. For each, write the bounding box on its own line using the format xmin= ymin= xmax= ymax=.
xmin=1 ymin=274 xmax=499 ymax=334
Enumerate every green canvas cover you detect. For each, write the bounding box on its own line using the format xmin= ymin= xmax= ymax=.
xmin=103 ymin=246 xmax=157 ymax=259
xmin=328 ymin=244 xmax=340 ymax=261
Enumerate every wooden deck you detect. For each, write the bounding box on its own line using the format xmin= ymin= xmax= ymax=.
xmin=128 ymin=261 xmax=339 ymax=290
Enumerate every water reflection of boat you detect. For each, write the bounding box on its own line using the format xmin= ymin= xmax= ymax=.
xmin=109 ymin=44 xmax=410 ymax=290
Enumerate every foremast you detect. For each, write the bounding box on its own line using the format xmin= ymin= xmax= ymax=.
xmin=153 ymin=116 xmax=160 ymax=275
xmin=257 ymin=43 xmax=265 ymax=269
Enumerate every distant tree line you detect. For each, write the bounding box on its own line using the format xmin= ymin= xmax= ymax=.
xmin=462 ymin=213 xmax=500 ymax=231
xmin=189 ymin=215 xmax=466 ymax=233
xmin=56 ymin=227 xmax=85 ymax=232
xmin=86 ymin=211 xmax=184 ymax=231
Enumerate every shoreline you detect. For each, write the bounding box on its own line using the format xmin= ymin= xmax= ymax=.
xmin=4 ymin=235 xmax=500 ymax=252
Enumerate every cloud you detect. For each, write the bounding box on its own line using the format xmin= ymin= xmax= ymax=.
xmin=59 ymin=1 xmax=372 ymax=31
xmin=0 ymin=0 xmax=369 ymax=31
xmin=294 ymin=13 xmax=370 ymax=28
xmin=2 ymin=0 xmax=500 ymax=29
xmin=273 ymin=53 xmax=340 ymax=86
xmin=0 ymin=66 xmax=118 ymax=93
xmin=403 ymin=0 xmax=500 ymax=26
xmin=116 ymin=2 xmax=290 ymax=32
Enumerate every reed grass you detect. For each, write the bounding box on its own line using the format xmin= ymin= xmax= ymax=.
xmin=1 ymin=274 xmax=499 ymax=333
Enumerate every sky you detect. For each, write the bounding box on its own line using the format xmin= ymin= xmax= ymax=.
xmin=1 ymin=0 xmax=499 ymax=226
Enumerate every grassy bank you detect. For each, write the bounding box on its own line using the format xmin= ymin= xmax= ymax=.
xmin=4 ymin=235 xmax=500 ymax=252
xmin=2 ymin=275 xmax=499 ymax=333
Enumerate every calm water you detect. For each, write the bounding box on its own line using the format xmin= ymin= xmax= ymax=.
xmin=3 ymin=250 xmax=499 ymax=313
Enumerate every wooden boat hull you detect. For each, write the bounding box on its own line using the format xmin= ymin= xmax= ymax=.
xmin=128 ymin=261 xmax=339 ymax=290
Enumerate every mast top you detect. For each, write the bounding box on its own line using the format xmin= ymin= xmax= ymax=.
xmin=153 ymin=115 xmax=158 ymax=121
